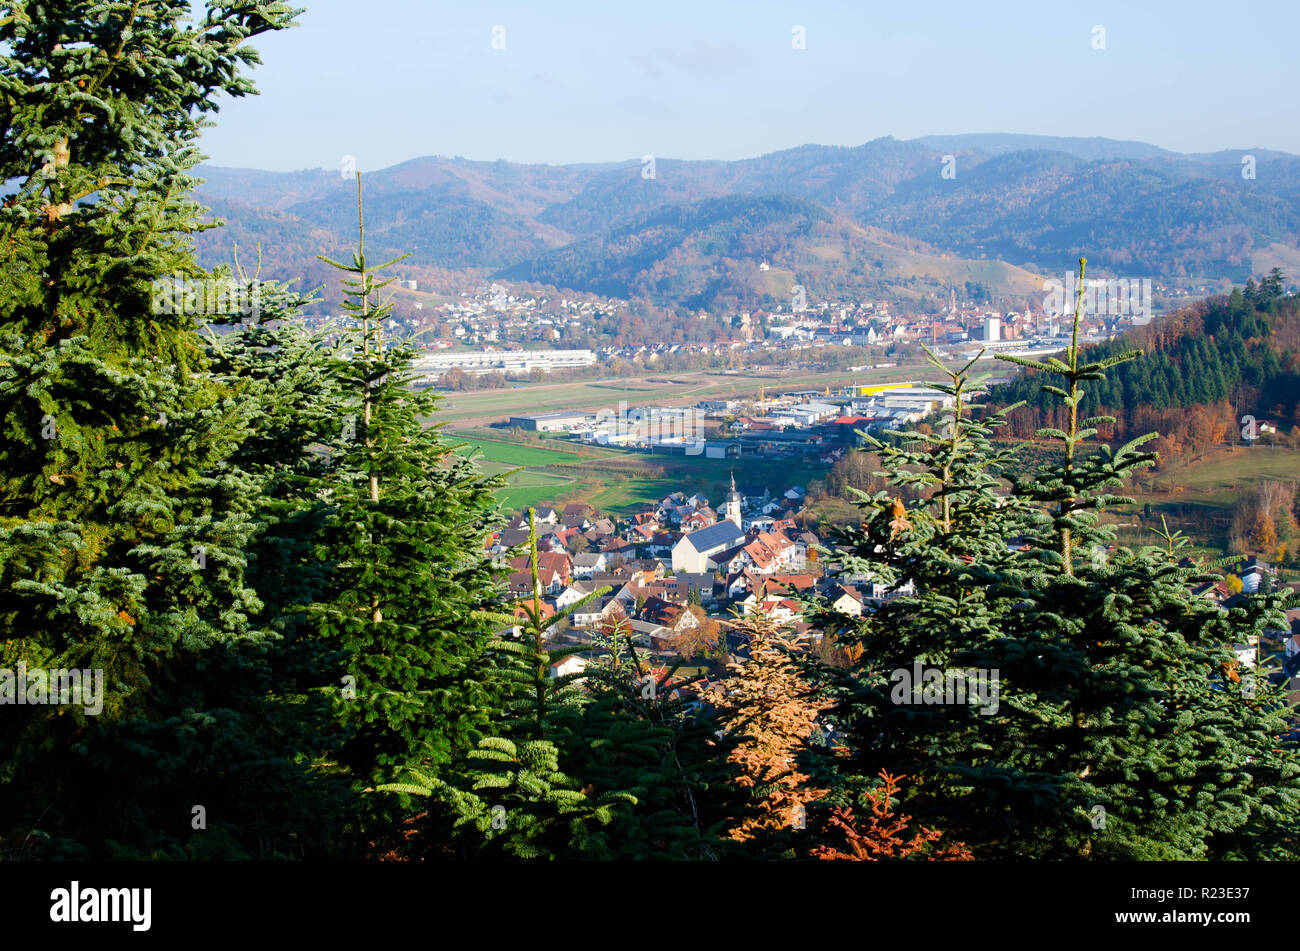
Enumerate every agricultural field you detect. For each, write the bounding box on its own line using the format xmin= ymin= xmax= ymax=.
xmin=428 ymin=358 xmax=993 ymax=428
xmin=1136 ymin=445 xmax=1300 ymax=505
xmin=449 ymin=436 xmax=581 ymax=469
xmin=447 ymin=436 xmax=581 ymax=510
xmin=450 ymin=429 xmax=830 ymax=516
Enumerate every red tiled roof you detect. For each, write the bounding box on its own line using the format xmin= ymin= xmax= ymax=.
xmin=512 ymin=599 xmax=556 ymax=620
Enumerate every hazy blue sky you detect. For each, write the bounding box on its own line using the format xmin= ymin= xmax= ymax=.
xmin=200 ymin=0 xmax=1300 ymax=171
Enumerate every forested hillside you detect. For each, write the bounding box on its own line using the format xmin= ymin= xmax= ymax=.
xmin=196 ymin=133 xmax=1300 ymax=310
xmin=991 ymin=269 xmax=1300 ymax=458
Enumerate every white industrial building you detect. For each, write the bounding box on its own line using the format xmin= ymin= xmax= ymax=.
xmin=413 ymin=348 xmax=596 ymax=380
xmin=509 ymin=411 xmax=591 ymax=432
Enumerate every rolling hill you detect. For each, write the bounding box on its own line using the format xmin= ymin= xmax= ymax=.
xmin=194 ymin=134 xmax=1300 ymax=310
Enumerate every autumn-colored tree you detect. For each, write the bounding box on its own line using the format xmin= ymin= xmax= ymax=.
xmin=701 ymin=610 xmax=831 ymax=847
xmin=812 ymin=771 xmax=972 ymax=861
xmin=1231 ymin=480 xmax=1299 ymax=556
xmin=438 ymin=366 xmax=469 ymax=391
xmin=675 ymin=605 xmax=722 ymax=660
xmin=813 ymin=632 xmax=861 ymax=668
xmin=1250 ymin=509 xmax=1279 ymax=556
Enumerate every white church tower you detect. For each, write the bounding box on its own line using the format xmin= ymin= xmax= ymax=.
xmin=723 ymin=472 xmax=743 ymax=528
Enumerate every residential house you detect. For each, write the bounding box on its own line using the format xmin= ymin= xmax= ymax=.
xmin=496 ymin=526 xmax=530 ymax=550
xmin=726 ymin=570 xmax=754 ymax=600
xmin=681 ymin=509 xmax=716 ymax=531
xmin=665 ymin=572 xmax=717 ymax=605
xmin=572 ymin=552 xmax=608 ymax=578
xmin=713 ymin=544 xmax=752 ymax=578
xmin=555 ymin=579 xmax=605 ymax=611
xmin=738 ymin=574 xmax=815 ymax=614
xmin=733 ymin=531 xmax=797 ymax=575
xmin=511 ymin=598 xmax=556 ymax=630
xmin=737 ymin=484 xmax=772 ymax=510
xmin=750 ymin=598 xmax=802 ymax=624
xmin=598 ymin=539 xmax=638 ymax=565
xmin=509 ymin=551 xmax=571 ymax=593
xmin=639 ymin=595 xmax=700 ymax=637
xmin=506 ymin=571 xmax=537 ymax=599
xmin=827 ymin=583 xmax=864 ymax=616
xmin=1237 ymin=557 xmax=1272 ymax=593
xmin=643 ymin=530 xmax=681 ymax=560
xmin=625 ymin=618 xmax=667 ymax=647
xmin=537 ymin=531 xmax=568 ymax=553
xmin=574 ymin=597 xmax=625 ymax=629
xmin=548 ymin=654 xmax=589 ymax=679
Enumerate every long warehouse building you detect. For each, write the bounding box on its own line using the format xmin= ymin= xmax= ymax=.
xmin=413 ymin=348 xmax=596 ymax=380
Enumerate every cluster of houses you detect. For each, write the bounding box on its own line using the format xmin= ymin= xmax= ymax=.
xmin=487 ymin=477 xmax=903 ymax=675
xmin=424 ymin=286 xmax=628 ymax=347
xmin=490 ymin=486 xmax=1300 ymax=723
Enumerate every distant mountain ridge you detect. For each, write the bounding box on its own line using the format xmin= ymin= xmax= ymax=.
xmin=195 ymin=134 xmax=1300 ymax=310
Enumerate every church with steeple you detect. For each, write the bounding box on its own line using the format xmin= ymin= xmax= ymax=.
xmin=723 ymin=472 xmax=743 ymax=528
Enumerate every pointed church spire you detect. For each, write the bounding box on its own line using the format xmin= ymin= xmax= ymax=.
xmin=724 ymin=471 xmax=743 ymax=528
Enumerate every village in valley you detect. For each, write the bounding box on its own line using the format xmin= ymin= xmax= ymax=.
xmin=488 ymin=461 xmax=1299 ymax=706
xmin=491 ymin=471 xmax=1300 ymax=710
xmin=492 ymin=474 xmax=856 ymax=683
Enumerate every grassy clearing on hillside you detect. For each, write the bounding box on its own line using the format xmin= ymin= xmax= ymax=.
xmin=1121 ymin=445 xmax=1300 ymax=555
xmin=498 ymin=473 xmax=577 ymax=510
xmin=1138 ymin=446 xmax=1300 ymax=504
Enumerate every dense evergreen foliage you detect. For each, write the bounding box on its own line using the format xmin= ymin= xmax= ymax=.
xmin=992 ymin=270 xmax=1300 ymax=438
xmin=808 ymin=272 xmax=1300 ymax=859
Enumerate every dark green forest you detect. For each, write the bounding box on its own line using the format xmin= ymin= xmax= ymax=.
xmin=994 ymin=272 xmax=1299 ymax=429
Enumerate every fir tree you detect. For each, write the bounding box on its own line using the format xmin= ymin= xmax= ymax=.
xmin=811 ymin=771 xmax=971 ymax=861
xmin=310 ymin=177 xmax=509 ymax=788
xmin=0 ymin=1 xmax=347 ymax=858
xmin=564 ymin=600 xmax=733 ymax=859
xmin=378 ymin=509 xmax=632 ymax=859
xmin=818 ymin=263 xmax=1300 ymax=858
xmin=699 ymin=609 xmax=833 ymax=857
